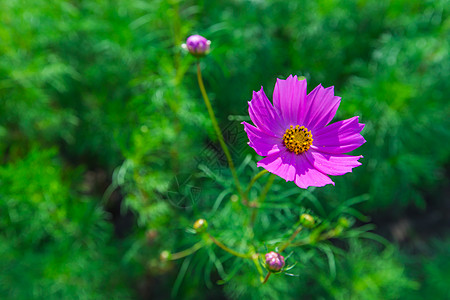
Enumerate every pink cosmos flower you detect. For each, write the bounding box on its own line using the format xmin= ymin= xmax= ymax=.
xmin=242 ymin=75 xmax=365 ymax=189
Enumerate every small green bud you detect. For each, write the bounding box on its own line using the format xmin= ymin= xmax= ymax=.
xmin=230 ymin=194 xmax=239 ymax=202
xmin=193 ymin=218 xmax=208 ymax=233
xmin=300 ymin=213 xmax=315 ymax=228
xmin=160 ymin=250 xmax=171 ymax=261
xmin=338 ymin=217 xmax=350 ymax=228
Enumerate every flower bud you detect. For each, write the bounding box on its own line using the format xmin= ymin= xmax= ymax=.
xmin=300 ymin=213 xmax=315 ymax=228
xmin=182 ymin=34 xmax=211 ymax=57
xmin=160 ymin=250 xmax=171 ymax=261
xmin=338 ymin=217 xmax=350 ymax=228
xmin=193 ymin=218 xmax=208 ymax=233
xmin=265 ymin=251 xmax=285 ymax=273
xmin=230 ymin=194 xmax=239 ymax=202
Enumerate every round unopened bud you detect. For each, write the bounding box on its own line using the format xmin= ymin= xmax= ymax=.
xmin=300 ymin=213 xmax=315 ymax=228
xmin=265 ymin=251 xmax=285 ymax=273
xmin=338 ymin=217 xmax=350 ymax=228
xmin=230 ymin=194 xmax=239 ymax=202
xmin=160 ymin=250 xmax=171 ymax=261
xmin=182 ymin=34 xmax=211 ymax=57
xmin=193 ymin=218 xmax=208 ymax=233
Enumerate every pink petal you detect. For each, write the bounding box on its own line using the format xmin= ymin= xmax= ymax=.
xmin=303 ymin=85 xmax=341 ymax=130
xmin=243 ymin=122 xmax=283 ymax=156
xmin=306 ymin=151 xmax=363 ymax=176
xmin=311 ymin=116 xmax=366 ymax=154
xmin=273 ymin=75 xmax=307 ymax=126
xmin=248 ymin=87 xmax=285 ymax=136
xmin=293 ymin=154 xmax=334 ymax=188
xmin=257 ymin=150 xmax=334 ymax=189
xmin=257 ymin=149 xmax=297 ymax=182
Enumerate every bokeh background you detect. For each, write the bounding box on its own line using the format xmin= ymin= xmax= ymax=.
xmin=1 ymin=0 xmax=449 ymax=299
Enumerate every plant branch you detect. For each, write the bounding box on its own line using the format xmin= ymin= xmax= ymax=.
xmin=249 ymin=173 xmax=276 ymax=226
xmin=262 ymin=272 xmax=271 ymax=284
xmin=196 ymin=61 xmax=246 ymax=203
xmin=258 ymin=173 xmax=276 ymax=204
xmin=245 ymin=170 xmax=269 ymax=195
xmin=207 ymin=233 xmax=251 ymax=259
xmin=169 ymin=241 xmax=205 ymax=260
xmin=279 ymin=226 xmax=303 ymax=252
xmin=290 ymin=229 xmax=338 ymax=248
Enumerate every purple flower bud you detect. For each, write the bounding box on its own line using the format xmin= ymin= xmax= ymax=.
xmin=265 ymin=251 xmax=285 ymax=273
xmin=182 ymin=34 xmax=211 ymax=57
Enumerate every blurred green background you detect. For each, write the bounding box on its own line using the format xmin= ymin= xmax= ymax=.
xmin=1 ymin=0 xmax=449 ymax=299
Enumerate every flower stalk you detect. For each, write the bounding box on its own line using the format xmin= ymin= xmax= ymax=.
xmin=196 ymin=61 xmax=246 ymax=203
xmin=295 ymin=228 xmax=338 ymax=246
xmin=262 ymin=272 xmax=271 ymax=284
xmin=279 ymin=225 xmax=303 ymax=252
xmin=168 ymin=241 xmax=205 ymax=260
xmin=207 ymin=233 xmax=251 ymax=259
xmin=258 ymin=173 xmax=276 ymax=204
xmin=251 ymin=253 xmax=265 ymax=282
xmin=245 ymin=169 xmax=269 ymax=195
xmin=249 ymin=173 xmax=276 ymax=227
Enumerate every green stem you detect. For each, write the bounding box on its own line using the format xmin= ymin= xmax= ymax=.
xmin=249 ymin=173 xmax=276 ymax=226
xmin=290 ymin=230 xmax=337 ymax=248
xmin=262 ymin=272 xmax=271 ymax=284
xmin=245 ymin=170 xmax=269 ymax=195
xmin=251 ymin=253 xmax=265 ymax=282
xmin=207 ymin=233 xmax=251 ymax=259
xmin=196 ymin=61 xmax=246 ymax=203
xmin=279 ymin=225 xmax=303 ymax=252
xmin=169 ymin=241 xmax=205 ymax=260
xmin=258 ymin=173 xmax=276 ymax=204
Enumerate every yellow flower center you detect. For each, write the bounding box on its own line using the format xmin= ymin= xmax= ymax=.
xmin=282 ymin=125 xmax=313 ymax=154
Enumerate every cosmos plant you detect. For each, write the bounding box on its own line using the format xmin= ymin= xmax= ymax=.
xmin=165 ymin=34 xmax=367 ymax=285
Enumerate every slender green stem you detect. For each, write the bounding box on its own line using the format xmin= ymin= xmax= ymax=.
xmin=245 ymin=170 xmax=269 ymax=195
xmin=290 ymin=238 xmax=313 ymax=248
xmin=249 ymin=208 xmax=259 ymax=228
xmin=251 ymin=253 xmax=265 ymax=282
xmin=290 ymin=230 xmax=337 ymax=248
xmin=167 ymin=3 xmax=183 ymax=173
xmin=258 ymin=173 xmax=276 ymax=204
xmin=169 ymin=241 xmax=205 ymax=260
xmin=207 ymin=233 xmax=251 ymax=259
xmin=249 ymin=173 xmax=276 ymax=226
xmin=279 ymin=226 xmax=303 ymax=252
xmin=262 ymin=272 xmax=271 ymax=284
xmin=196 ymin=61 xmax=246 ymax=203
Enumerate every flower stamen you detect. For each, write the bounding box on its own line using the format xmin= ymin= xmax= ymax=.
xmin=282 ymin=125 xmax=313 ymax=154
